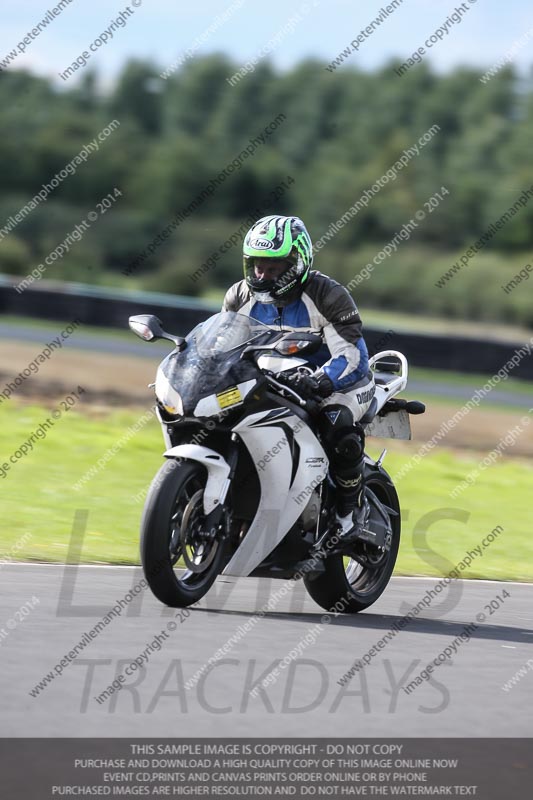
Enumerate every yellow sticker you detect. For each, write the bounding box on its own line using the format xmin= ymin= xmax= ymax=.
xmin=217 ymin=387 xmax=242 ymax=409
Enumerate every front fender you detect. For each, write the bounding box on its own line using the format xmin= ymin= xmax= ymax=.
xmin=164 ymin=445 xmax=231 ymax=515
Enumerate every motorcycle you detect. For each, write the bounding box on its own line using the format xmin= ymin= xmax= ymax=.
xmin=128 ymin=311 xmax=425 ymax=613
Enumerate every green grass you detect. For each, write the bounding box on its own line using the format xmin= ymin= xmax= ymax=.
xmin=382 ymin=444 xmax=533 ymax=582
xmin=1 ymin=401 xmax=532 ymax=581
xmin=0 ymin=401 xmax=164 ymax=565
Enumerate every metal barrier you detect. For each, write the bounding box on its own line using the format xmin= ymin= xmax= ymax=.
xmin=1 ymin=276 xmax=531 ymax=379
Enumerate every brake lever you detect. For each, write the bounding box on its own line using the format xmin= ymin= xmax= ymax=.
xmin=265 ymin=373 xmax=307 ymax=407
xmin=265 ymin=373 xmax=322 ymax=417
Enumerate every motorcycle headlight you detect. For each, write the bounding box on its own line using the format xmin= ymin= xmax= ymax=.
xmin=155 ymin=370 xmax=183 ymax=416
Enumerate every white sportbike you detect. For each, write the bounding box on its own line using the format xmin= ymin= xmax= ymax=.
xmin=129 ymin=311 xmax=425 ymax=613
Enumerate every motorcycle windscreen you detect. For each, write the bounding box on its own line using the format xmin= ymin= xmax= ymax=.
xmin=157 ymin=312 xmax=272 ymax=415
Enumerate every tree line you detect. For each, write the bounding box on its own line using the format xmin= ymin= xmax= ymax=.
xmin=0 ymin=56 xmax=532 ymax=326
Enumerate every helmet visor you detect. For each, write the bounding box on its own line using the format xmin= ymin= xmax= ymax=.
xmin=244 ymin=253 xmax=302 ymax=304
xmin=248 ymin=257 xmax=293 ymax=282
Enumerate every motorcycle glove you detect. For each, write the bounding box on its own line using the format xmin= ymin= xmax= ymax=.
xmin=280 ymin=371 xmax=334 ymax=399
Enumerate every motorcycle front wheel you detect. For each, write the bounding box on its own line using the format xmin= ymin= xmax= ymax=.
xmin=140 ymin=460 xmax=228 ymax=607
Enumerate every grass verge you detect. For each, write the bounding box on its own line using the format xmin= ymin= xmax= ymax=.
xmin=1 ymin=401 xmax=531 ymax=581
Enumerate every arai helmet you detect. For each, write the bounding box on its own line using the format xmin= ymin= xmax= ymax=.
xmin=243 ymin=215 xmax=313 ymax=305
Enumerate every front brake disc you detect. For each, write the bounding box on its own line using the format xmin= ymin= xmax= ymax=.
xmin=180 ymin=489 xmax=218 ymax=573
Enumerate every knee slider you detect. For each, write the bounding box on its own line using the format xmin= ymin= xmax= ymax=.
xmin=333 ymin=428 xmax=365 ymax=466
xmin=318 ymin=406 xmax=365 ymax=470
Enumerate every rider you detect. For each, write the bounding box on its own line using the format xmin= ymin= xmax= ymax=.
xmin=222 ymin=214 xmax=376 ymax=544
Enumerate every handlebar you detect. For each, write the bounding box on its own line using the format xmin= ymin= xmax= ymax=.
xmin=264 ymin=372 xmax=321 ymax=416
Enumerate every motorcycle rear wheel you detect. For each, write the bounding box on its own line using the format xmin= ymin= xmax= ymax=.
xmin=140 ymin=460 xmax=228 ymax=607
xmin=303 ymin=466 xmax=400 ymax=613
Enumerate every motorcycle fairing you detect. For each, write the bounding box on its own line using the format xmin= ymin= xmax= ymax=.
xmin=222 ymin=409 xmax=328 ymax=577
xmin=193 ymin=379 xmax=258 ymax=418
xmin=162 ymin=444 xmax=232 ymax=514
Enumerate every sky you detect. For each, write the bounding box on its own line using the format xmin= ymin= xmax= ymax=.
xmin=2 ymin=0 xmax=533 ymax=87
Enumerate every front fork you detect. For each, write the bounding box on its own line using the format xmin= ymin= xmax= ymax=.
xmin=201 ymin=434 xmax=240 ymax=538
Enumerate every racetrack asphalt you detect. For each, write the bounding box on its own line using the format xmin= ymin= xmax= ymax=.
xmin=1 ymin=565 xmax=531 ymax=737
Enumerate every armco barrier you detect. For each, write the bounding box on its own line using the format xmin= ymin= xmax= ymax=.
xmin=0 ymin=276 xmax=532 ymax=380
xmin=0 ymin=276 xmax=216 ymax=335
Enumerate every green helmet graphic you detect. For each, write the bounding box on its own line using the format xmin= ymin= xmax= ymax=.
xmin=243 ymin=215 xmax=313 ymax=305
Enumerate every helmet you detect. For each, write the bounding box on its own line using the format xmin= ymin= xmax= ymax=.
xmin=243 ymin=215 xmax=313 ymax=305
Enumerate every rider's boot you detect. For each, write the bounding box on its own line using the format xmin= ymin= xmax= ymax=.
xmin=335 ymin=488 xmax=370 ymax=545
xmin=334 ymin=466 xmax=370 ymax=545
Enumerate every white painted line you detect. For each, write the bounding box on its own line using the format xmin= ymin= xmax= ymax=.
xmin=392 ymin=575 xmax=533 ymax=586
xmin=1 ymin=563 xmax=533 ymax=585
xmin=0 ymin=562 xmax=139 ymax=569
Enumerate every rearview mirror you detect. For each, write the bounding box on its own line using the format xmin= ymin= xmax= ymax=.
xmin=129 ymin=314 xmax=164 ymax=341
xmin=128 ymin=314 xmax=186 ymax=350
